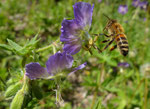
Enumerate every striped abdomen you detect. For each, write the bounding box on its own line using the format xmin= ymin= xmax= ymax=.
xmin=115 ymin=34 xmax=129 ymax=56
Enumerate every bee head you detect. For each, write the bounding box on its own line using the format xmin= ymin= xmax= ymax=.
xmin=107 ymin=19 xmax=117 ymax=26
xmin=103 ymin=14 xmax=117 ymax=31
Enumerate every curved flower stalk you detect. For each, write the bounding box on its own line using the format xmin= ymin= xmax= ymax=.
xmin=60 ymin=2 xmax=94 ymax=55
xmin=25 ymin=51 xmax=86 ymax=80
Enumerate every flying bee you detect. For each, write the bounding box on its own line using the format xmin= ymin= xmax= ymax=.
xmin=100 ymin=14 xmax=129 ymax=56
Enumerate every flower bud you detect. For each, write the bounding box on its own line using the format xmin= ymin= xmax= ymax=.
xmin=10 ymin=89 xmax=24 ymax=109
xmin=5 ymin=81 xmax=22 ymax=98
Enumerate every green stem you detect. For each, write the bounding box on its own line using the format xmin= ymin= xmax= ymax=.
xmin=90 ymin=89 xmax=98 ymax=109
xmin=22 ymin=73 xmax=28 ymax=91
xmin=46 ymin=73 xmax=64 ymax=80
xmin=52 ymin=45 xmax=56 ymax=54
xmin=55 ymin=77 xmax=64 ymax=107
xmin=90 ymin=63 xmax=104 ymax=109
xmin=21 ymin=55 xmax=28 ymax=91
xmin=127 ymin=79 xmax=144 ymax=106
xmin=0 ymin=77 xmax=6 ymax=87
xmin=132 ymin=7 xmax=140 ymax=20
xmin=36 ymin=39 xmax=60 ymax=53
xmin=98 ymin=63 xmax=104 ymax=87
xmin=143 ymin=71 xmax=148 ymax=109
xmin=143 ymin=78 xmax=148 ymax=109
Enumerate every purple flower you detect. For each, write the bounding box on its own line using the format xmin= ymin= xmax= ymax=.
xmin=25 ymin=51 xmax=86 ymax=80
xmin=144 ymin=17 xmax=146 ymax=21
xmin=139 ymin=1 xmax=148 ymax=10
xmin=60 ymin=2 xmax=94 ymax=55
xmin=118 ymin=62 xmax=129 ymax=68
xmin=132 ymin=0 xmax=141 ymax=7
xmin=98 ymin=0 xmax=102 ymax=3
xmin=118 ymin=5 xmax=128 ymax=15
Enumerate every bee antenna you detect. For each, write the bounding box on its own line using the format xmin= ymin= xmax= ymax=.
xmin=103 ymin=14 xmax=111 ymax=20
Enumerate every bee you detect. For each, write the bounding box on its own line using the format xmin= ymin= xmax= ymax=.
xmin=100 ymin=14 xmax=129 ymax=56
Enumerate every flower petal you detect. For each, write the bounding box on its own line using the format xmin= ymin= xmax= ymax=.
xmin=73 ymin=2 xmax=94 ymax=30
xmin=69 ymin=62 xmax=87 ymax=75
xmin=118 ymin=62 xmax=129 ymax=68
xmin=46 ymin=51 xmax=74 ymax=75
xmin=60 ymin=19 xmax=81 ymax=42
xmin=25 ymin=62 xmax=50 ymax=80
xmin=60 ymin=19 xmax=82 ymax=55
xmin=63 ymin=41 xmax=82 ymax=55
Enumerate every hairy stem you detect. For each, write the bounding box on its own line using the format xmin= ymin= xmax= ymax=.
xmin=36 ymin=39 xmax=60 ymax=53
xmin=55 ymin=77 xmax=64 ymax=107
xmin=132 ymin=7 xmax=140 ymax=20
xmin=127 ymin=79 xmax=144 ymax=107
xmin=143 ymin=76 xmax=148 ymax=109
xmin=90 ymin=63 xmax=104 ymax=109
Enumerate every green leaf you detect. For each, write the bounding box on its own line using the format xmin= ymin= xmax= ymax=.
xmin=6 ymin=33 xmax=40 ymax=56
xmin=94 ymin=98 xmax=104 ymax=109
xmin=26 ymin=32 xmax=40 ymax=47
xmin=0 ymin=44 xmax=12 ymax=51
xmin=7 ymin=39 xmax=23 ymax=51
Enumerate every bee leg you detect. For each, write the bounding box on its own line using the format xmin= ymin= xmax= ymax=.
xmin=82 ymin=46 xmax=93 ymax=55
xmin=110 ymin=45 xmax=117 ymax=51
xmin=93 ymin=33 xmax=114 ymax=38
xmin=103 ymin=33 xmax=115 ymax=37
xmin=92 ymin=33 xmax=110 ymax=38
xmin=102 ymin=33 xmax=111 ymax=37
xmin=100 ymin=38 xmax=115 ymax=52
xmin=92 ymin=44 xmax=101 ymax=53
xmin=88 ymin=49 xmax=93 ymax=55
xmin=103 ymin=27 xmax=106 ymax=32
xmin=93 ymin=33 xmax=110 ymax=37
xmin=102 ymin=39 xmax=110 ymax=43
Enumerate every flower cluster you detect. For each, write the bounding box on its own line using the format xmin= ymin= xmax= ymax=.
xmin=26 ymin=51 xmax=87 ymax=80
xmin=132 ymin=0 xmax=148 ymax=10
xmin=25 ymin=2 xmax=93 ymax=80
xmin=60 ymin=2 xmax=94 ymax=55
xmin=118 ymin=0 xmax=148 ymax=15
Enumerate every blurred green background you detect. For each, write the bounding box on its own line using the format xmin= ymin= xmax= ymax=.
xmin=0 ymin=0 xmax=150 ymax=109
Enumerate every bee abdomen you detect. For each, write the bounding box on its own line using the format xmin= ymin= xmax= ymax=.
xmin=116 ymin=34 xmax=129 ymax=56
xmin=120 ymin=45 xmax=129 ymax=56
